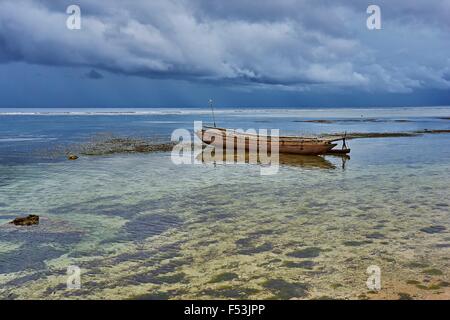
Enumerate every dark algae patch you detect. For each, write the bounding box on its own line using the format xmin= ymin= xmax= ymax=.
xmin=406 ymin=280 xmax=420 ymax=285
xmin=398 ymin=292 xmax=413 ymax=300
xmin=234 ymin=228 xmax=278 ymax=256
xmin=262 ymin=279 xmax=309 ymax=299
xmin=235 ymin=237 xmax=253 ymax=247
xmin=420 ymin=225 xmax=446 ymax=234
xmin=132 ymin=291 xmax=171 ymax=300
xmin=415 ymin=283 xmax=445 ymax=290
xmin=237 ymin=242 xmax=273 ymax=255
xmin=314 ymin=296 xmax=335 ymax=300
xmin=0 ymin=218 xmax=83 ymax=273
xmin=282 ymin=260 xmax=316 ymax=269
xmin=365 ymin=233 xmax=385 ymax=239
xmin=416 ymin=284 xmax=428 ymax=290
xmin=422 ymin=268 xmax=443 ymax=275
xmin=286 ymin=247 xmax=321 ymax=258
xmin=155 ymin=272 xmax=186 ymax=284
xmin=49 ymin=196 xmax=178 ymax=219
xmin=0 ymin=245 xmax=65 ymax=274
xmin=121 ymin=213 xmax=183 ymax=241
xmin=343 ymin=240 xmax=372 ymax=246
xmin=124 ymin=259 xmax=191 ymax=286
xmin=202 ymin=286 xmax=259 ymax=299
xmin=209 ymin=272 xmax=239 ymax=283
xmin=405 ymin=262 xmax=429 ymax=268
xmin=435 ymin=243 xmax=450 ymax=248
xmin=427 ymin=284 xmax=443 ymax=290
xmin=4 ymin=270 xmax=53 ymax=287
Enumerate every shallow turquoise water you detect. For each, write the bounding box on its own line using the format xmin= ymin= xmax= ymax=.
xmin=0 ymin=107 xmax=449 ymax=299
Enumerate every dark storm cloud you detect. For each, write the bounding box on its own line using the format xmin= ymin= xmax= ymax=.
xmin=0 ymin=0 xmax=449 ymax=93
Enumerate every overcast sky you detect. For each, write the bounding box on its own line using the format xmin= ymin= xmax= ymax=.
xmin=0 ymin=0 xmax=449 ymax=108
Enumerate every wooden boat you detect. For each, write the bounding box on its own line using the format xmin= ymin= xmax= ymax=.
xmin=196 ymin=126 xmax=345 ymax=155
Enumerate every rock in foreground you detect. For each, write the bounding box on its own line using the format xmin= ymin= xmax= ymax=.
xmin=67 ymin=154 xmax=79 ymax=160
xmin=10 ymin=215 xmax=40 ymax=226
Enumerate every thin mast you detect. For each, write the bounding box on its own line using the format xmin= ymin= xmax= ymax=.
xmin=209 ymin=99 xmax=216 ymax=127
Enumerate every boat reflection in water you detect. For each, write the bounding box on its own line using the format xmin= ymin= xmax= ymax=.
xmin=196 ymin=147 xmax=347 ymax=170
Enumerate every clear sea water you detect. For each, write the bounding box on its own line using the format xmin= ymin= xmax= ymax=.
xmin=0 ymin=106 xmax=449 ymax=299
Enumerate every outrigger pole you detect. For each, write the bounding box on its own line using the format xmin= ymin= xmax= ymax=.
xmin=209 ymin=99 xmax=216 ymax=127
xmin=342 ymin=131 xmax=348 ymax=150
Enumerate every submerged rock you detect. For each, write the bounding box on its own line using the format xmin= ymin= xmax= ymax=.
xmin=10 ymin=215 xmax=39 ymax=226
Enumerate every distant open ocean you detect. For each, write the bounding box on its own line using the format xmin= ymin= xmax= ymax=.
xmin=0 ymin=106 xmax=449 ymax=299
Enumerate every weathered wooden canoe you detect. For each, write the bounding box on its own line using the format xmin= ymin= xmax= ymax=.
xmin=196 ymin=127 xmax=340 ymax=155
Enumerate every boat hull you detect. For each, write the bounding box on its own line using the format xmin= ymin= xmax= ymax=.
xmin=326 ymin=148 xmax=351 ymax=155
xmin=197 ymin=128 xmax=337 ymax=155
